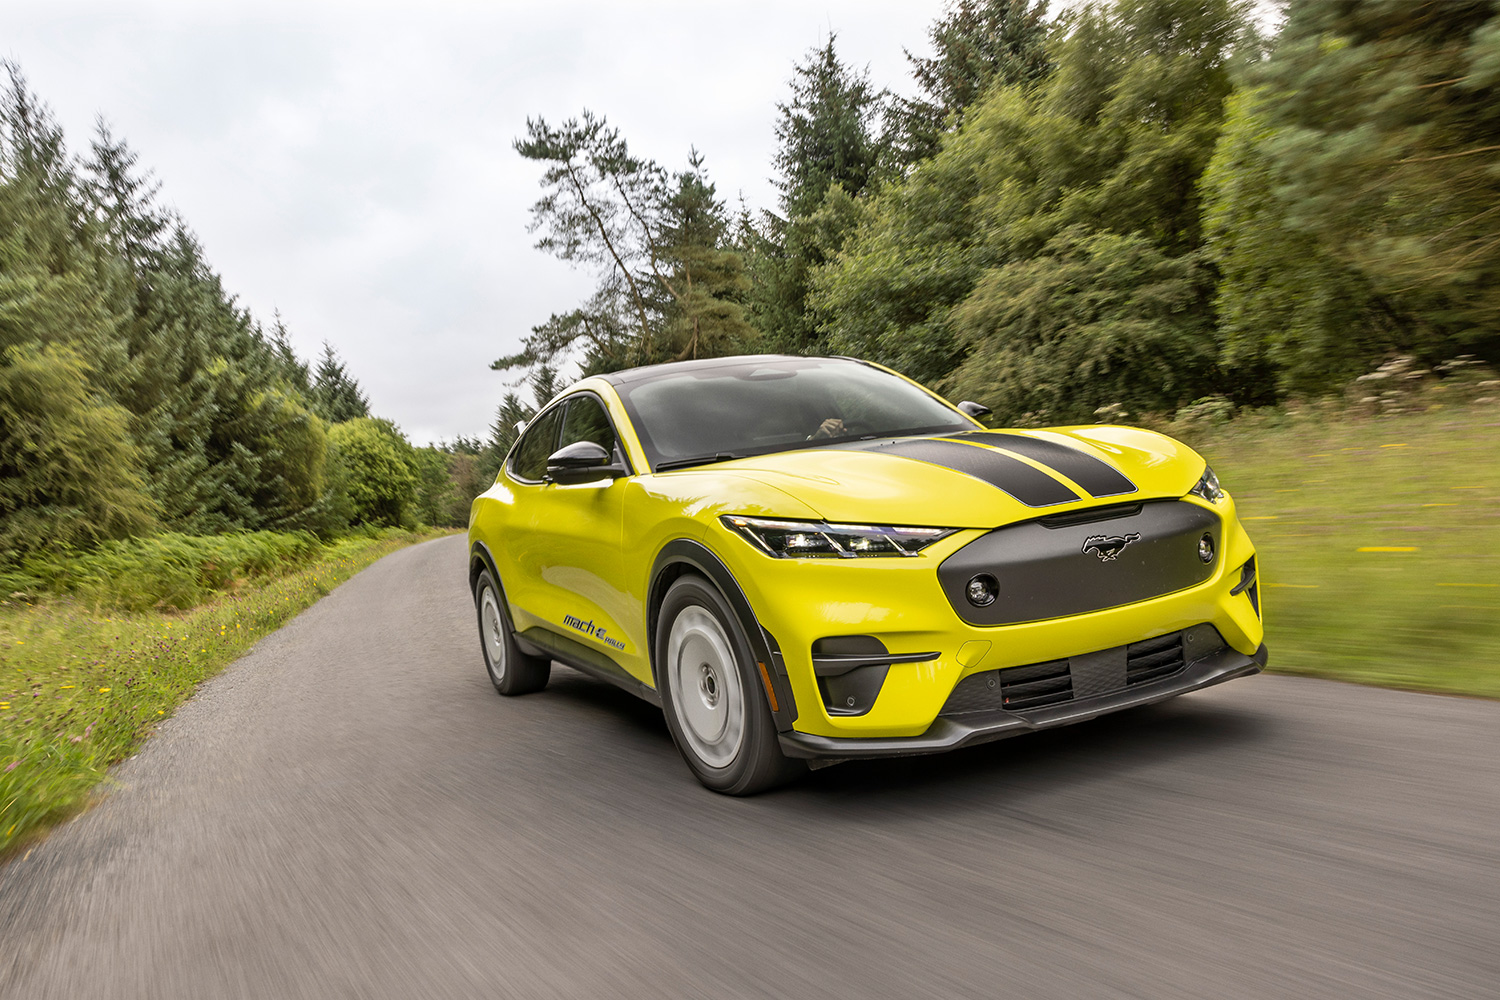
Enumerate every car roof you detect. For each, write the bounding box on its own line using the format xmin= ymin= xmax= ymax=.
xmin=596 ymin=354 xmax=864 ymax=387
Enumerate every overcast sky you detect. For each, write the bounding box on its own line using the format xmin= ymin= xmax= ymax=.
xmin=5 ymin=0 xmax=957 ymax=444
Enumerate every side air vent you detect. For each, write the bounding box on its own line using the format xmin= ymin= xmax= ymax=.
xmin=1231 ymin=556 xmax=1260 ymax=618
xmin=810 ymin=636 xmax=939 ymax=717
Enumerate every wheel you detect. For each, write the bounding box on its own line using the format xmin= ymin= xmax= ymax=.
xmin=474 ymin=567 xmax=550 ymax=695
xmin=655 ymin=575 xmax=805 ymax=795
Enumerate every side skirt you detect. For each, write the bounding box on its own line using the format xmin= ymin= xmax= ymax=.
xmin=515 ymin=626 xmax=662 ymax=708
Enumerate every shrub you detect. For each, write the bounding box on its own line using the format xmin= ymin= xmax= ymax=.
xmin=22 ymin=531 xmax=323 ymax=611
xmin=0 ymin=342 xmax=157 ymax=563
xmin=326 ymin=418 xmax=418 ymax=528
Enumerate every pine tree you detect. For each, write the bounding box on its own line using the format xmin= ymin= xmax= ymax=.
xmin=1203 ymin=86 xmax=1393 ymax=394
xmin=503 ymin=116 xmax=755 ymax=384
xmin=0 ymin=66 xmax=152 ymax=560
xmin=746 ymin=36 xmax=885 ymax=354
xmin=1 ymin=59 xmax=335 ymax=548
xmin=654 ymin=153 xmax=756 ymax=361
xmin=477 ymin=392 xmax=536 ymax=486
xmin=310 ymin=342 xmax=371 ymax=424
xmin=0 ymin=63 xmax=131 ymax=377
xmin=268 ymin=311 xmax=311 ymax=393
xmin=892 ymin=0 xmax=1054 ymax=166
xmin=84 ymin=120 xmax=169 ymax=270
xmin=772 ymin=37 xmax=884 ymax=221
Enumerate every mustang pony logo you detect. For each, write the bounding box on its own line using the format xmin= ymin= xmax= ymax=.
xmin=1082 ymin=533 xmax=1141 ymax=562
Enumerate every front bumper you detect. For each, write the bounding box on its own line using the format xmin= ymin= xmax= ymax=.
xmin=777 ymin=642 xmax=1267 ymax=760
xmin=717 ymin=493 xmax=1264 ymax=741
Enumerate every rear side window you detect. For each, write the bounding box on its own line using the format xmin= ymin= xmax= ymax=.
xmin=509 ymin=406 xmax=563 ymax=482
xmin=558 ymin=394 xmax=620 ymax=460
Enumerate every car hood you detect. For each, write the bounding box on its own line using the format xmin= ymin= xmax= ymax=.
xmin=689 ymin=426 xmax=1207 ymax=529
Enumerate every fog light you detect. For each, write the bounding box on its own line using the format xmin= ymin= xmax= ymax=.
xmin=1198 ymin=534 xmax=1215 ymax=564
xmin=966 ymin=574 xmax=999 ymax=607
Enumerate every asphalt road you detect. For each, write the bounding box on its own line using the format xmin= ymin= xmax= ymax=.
xmin=2 ymin=534 xmax=1498 ymax=999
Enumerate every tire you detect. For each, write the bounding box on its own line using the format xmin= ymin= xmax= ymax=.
xmin=474 ymin=567 xmax=550 ymax=695
xmin=655 ymin=575 xmax=805 ymax=795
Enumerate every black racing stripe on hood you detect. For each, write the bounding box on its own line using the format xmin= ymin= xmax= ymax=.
xmin=952 ymin=432 xmax=1138 ymax=498
xmin=859 ymin=439 xmax=1079 ymax=507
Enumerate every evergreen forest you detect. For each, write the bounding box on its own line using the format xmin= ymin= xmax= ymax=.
xmin=0 ymin=64 xmax=482 ymax=587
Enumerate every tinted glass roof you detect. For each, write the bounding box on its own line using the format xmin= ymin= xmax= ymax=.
xmin=598 ymin=354 xmax=837 ymax=386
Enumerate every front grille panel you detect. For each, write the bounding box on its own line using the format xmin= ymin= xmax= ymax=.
xmin=938 ymin=625 xmax=1222 ymax=718
xmin=937 ymin=500 xmax=1221 ymax=626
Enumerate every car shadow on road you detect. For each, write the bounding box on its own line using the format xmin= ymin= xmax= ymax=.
xmin=786 ymin=697 xmax=1279 ymax=813
xmin=536 ymin=665 xmax=1277 ymax=810
xmin=538 ymin=667 xmax=676 ymax=736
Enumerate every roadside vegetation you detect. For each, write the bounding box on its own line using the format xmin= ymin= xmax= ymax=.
xmin=0 ymin=527 xmax=439 ymax=858
xmin=0 ymin=67 xmax=473 ymax=857
xmin=1166 ymin=380 xmax=1500 ymax=697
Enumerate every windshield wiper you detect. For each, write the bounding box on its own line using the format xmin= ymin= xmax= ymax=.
xmin=653 ymin=453 xmax=744 ymax=472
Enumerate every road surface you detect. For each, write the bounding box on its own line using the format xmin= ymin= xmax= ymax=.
xmin=2 ymin=534 xmax=1497 ymax=999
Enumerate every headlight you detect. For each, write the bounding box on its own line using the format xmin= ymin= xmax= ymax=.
xmin=1189 ymin=465 xmax=1225 ymax=504
xmin=721 ymin=515 xmax=955 ymax=558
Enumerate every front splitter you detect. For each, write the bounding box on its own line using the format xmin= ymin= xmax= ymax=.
xmin=777 ymin=643 xmax=1268 ymax=760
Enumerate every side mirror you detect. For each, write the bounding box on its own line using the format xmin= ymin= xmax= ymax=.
xmin=957 ymin=400 xmax=992 ymax=419
xmin=545 ymin=441 xmax=626 ymax=485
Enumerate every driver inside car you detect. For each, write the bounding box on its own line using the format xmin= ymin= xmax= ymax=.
xmin=809 ymin=417 xmax=845 ymax=440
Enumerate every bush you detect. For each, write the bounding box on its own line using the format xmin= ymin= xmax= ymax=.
xmin=0 ymin=342 xmax=157 ymax=563
xmin=326 ymin=418 xmax=419 ymax=528
xmin=22 ymin=530 xmax=323 ymax=611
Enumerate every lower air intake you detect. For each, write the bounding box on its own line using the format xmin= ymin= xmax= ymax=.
xmin=938 ymin=624 xmax=1224 ymax=718
xmin=1126 ymin=632 xmax=1187 ymax=686
xmin=999 ymin=658 xmax=1072 ymax=711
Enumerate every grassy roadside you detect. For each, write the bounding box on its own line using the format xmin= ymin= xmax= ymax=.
xmin=1 ymin=528 xmax=447 ymax=858
xmin=1177 ymin=404 xmax=1500 ymax=698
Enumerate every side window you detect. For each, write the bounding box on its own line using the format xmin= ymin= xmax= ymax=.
xmin=558 ymin=394 xmax=621 ymax=461
xmin=509 ymin=406 xmax=563 ymax=482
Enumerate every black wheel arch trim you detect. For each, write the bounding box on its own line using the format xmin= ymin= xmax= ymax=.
xmin=649 ymin=539 xmax=799 ymax=730
xmin=470 ymin=539 xmax=500 ymax=594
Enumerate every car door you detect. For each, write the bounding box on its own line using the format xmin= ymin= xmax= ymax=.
xmin=504 ymin=393 xmax=641 ymax=681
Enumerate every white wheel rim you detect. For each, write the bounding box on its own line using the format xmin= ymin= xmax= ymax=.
xmin=479 ymin=586 xmax=507 ymax=682
xmin=666 ymin=606 xmax=745 ymax=769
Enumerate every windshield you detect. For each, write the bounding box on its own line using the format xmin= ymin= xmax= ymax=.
xmin=614 ymin=358 xmax=974 ymax=470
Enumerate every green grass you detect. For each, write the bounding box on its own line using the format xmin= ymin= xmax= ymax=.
xmin=1177 ymin=403 xmax=1500 ymax=697
xmin=4 ymin=530 xmax=326 ymax=612
xmin=0 ymin=528 xmax=444 ymax=858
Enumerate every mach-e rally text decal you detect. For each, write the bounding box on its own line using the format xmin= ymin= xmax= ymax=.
xmin=564 ymin=614 xmax=626 ymax=651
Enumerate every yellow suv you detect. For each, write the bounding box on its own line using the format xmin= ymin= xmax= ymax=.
xmin=468 ymin=356 xmax=1265 ymax=794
